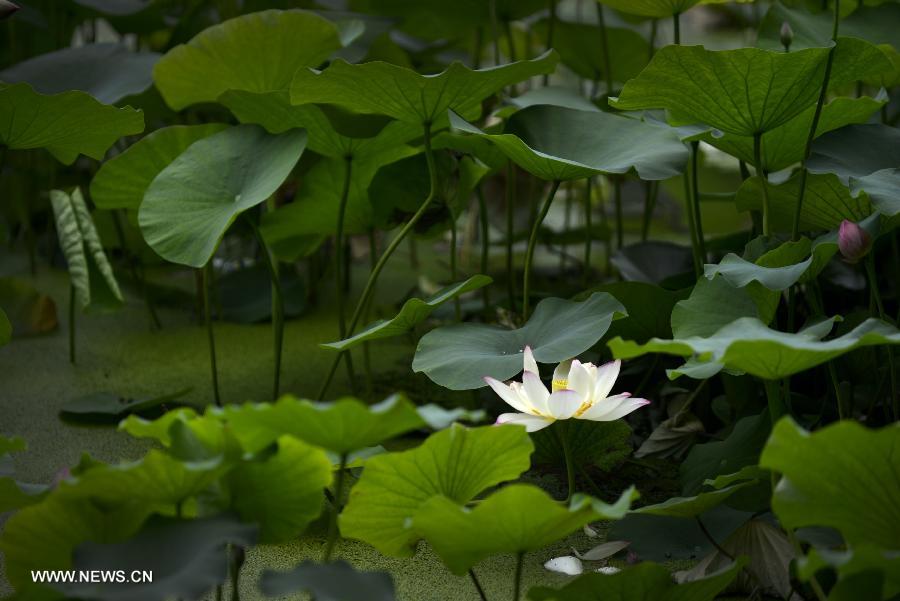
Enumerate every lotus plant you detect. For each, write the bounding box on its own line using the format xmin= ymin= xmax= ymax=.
xmin=485 ymin=347 xmax=649 ymax=432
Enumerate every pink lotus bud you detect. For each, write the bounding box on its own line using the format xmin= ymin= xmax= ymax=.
xmin=780 ymin=22 xmax=794 ymax=52
xmin=0 ymin=0 xmax=19 ymax=20
xmin=838 ymin=220 xmax=872 ymax=264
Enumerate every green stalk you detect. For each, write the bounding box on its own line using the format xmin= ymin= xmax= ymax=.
xmin=764 ymin=379 xmax=785 ymax=425
xmin=450 ymin=217 xmax=462 ymax=320
xmin=229 ymin=546 xmax=244 ymax=601
xmin=506 ymin=162 xmax=517 ymax=312
xmin=793 ymin=0 xmax=840 ymax=241
xmin=477 ymin=186 xmax=491 ymax=312
xmin=522 ymin=180 xmax=561 ymax=320
xmin=613 ymin=177 xmax=624 ymax=250
xmin=247 ymin=217 xmax=284 ymax=401
xmin=649 ymin=19 xmax=658 ymax=58
xmin=317 ymin=123 xmax=439 ymax=400
xmin=334 ymin=157 xmax=353 ymax=342
xmin=753 ymin=133 xmax=771 ymax=237
xmin=323 ymin=453 xmax=348 ymax=562
xmin=690 ymin=141 xmax=707 ymax=264
xmin=865 ymin=255 xmax=898 ymax=419
xmin=682 ymin=169 xmax=702 ymax=277
xmin=490 ymin=0 xmax=500 ymax=65
xmin=596 ymin=4 xmax=614 ymax=97
xmin=469 ymin=569 xmax=489 ymax=601
xmin=512 ymin=553 xmax=525 ymax=601
xmin=673 ymin=12 xmax=681 ymax=45
xmin=543 ymin=0 xmax=557 ymax=86
xmin=640 ymin=180 xmax=658 ymax=242
xmin=583 ymin=177 xmax=593 ymax=287
xmin=111 ymin=210 xmax=161 ymax=331
xmin=202 ymin=263 xmax=222 ymax=406
xmin=556 ymin=420 xmax=575 ymax=503
xmin=68 ymin=284 xmax=76 ymax=364
xmin=362 ymin=229 xmax=377 ymax=398
xmin=828 ymin=363 xmax=846 ymax=420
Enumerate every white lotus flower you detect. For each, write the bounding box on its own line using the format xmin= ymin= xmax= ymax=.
xmin=485 ymin=347 xmax=650 ymax=432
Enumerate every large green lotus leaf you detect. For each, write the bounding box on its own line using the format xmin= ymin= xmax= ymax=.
xmin=797 ymin=545 xmax=900 ymax=601
xmin=704 ymin=238 xmax=824 ymax=292
xmin=670 ymin=276 xmax=776 ymax=340
xmin=610 ymin=316 xmax=900 ymax=381
xmin=226 ymin=435 xmax=331 ymax=543
xmin=216 ymin=394 xmax=425 ymax=455
xmin=0 ymin=494 xmax=152 ymax=591
xmin=760 ymin=418 xmax=900 ymax=549
xmin=219 ymin=90 xmax=421 ymax=158
xmin=139 ymin=125 xmax=307 ymax=268
xmin=451 ymin=106 xmax=687 ymax=181
xmin=413 ymin=292 xmax=627 ymax=390
xmin=260 ymin=561 xmax=396 ymax=601
xmin=850 ymin=168 xmax=900 ymax=217
xmin=55 ymin=515 xmax=257 ymax=601
xmin=290 ymin=51 xmax=559 ymax=125
xmin=0 ymin=308 xmax=10 ymax=347
xmin=153 ymin=10 xmax=343 ymax=111
xmin=735 ymin=172 xmax=872 ymax=231
xmin=416 ymin=484 xmax=635 ymax=575
xmin=340 ymin=424 xmax=533 ymax=557
xmin=612 ymin=45 xmax=832 ymax=136
xmin=91 ymin=124 xmax=228 ymax=211
xmin=529 ymin=558 xmax=745 ymax=601
xmin=636 ymin=482 xmax=756 ymax=519
xmin=533 ymin=19 xmax=650 ymax=85
xmin=0 ymin=43 xmax=160 ymax=105
xmin=759 ymin=2 xmax=900 ymax=51
xmin=0 ymin=82 xmax=144 ymax=164
xmin=451 ymin=105 xmax=688 ymax=180
xmin=51 ymin=188 xmax=123 ymax=311
xmin=597 ymin=0 xmax=702 ymax=18
xmin=322 ymin=276 xmax=492 ymax=352
xmin=496 ymin=86 xmax=601 ymax=119
xmin=705 ymin=95 xmax=885 ymax=172
xmin=808 ymin=123 xmax=900 ymax=181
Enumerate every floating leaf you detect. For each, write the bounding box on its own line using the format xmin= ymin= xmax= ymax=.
xmin=260 ymin=561 xmax=396 ymax=601
xmin=0 ymin=82 xmax=144 ymax=164
xmin=321 ymin=276 xmax=492 ymax=351
xmin=154 ymin=10 xmax=344 ymax=111
xmin=451 ymin=106 xmax=688 ymax=181
xmin=610 ymin=316 xmax=900 ymax=381
xmin=415 ymin=484 xmax=635 ymax=575
xmin=290 ymin=51 xmax=559 ymax=124
xmin=91 ymin=124 xmax=228 ymax=211
xmin=529 ymin=558 xmax=745 ymax=601
xmin=597 ymin=0 xmax=702 ymax=18
xmin=51 ymin=188 xmax=123 ymax=311
xmin=139 ymin=125 xmax=307 ymax=268
xmin=226 ymin=436 xmax=332 ymax=543
xmin=0 ymin=43 xmax=160 ymax=104
xmin=57 ymin=515 xmax=257 ymax=601
xmin=760 ymin=418 xmax=900 ymax=549
xmin=612 ymin=45 xmax=832 ymax=136
xmin=413 ymin=292 xmax=626 ymax=390
xmin=59 ymin=388 xmax=191 ymax=422
xmin=340 ymin=424 xmax=533 ymax=557
xmin=218 ymin=394 xmax=425 ymax=455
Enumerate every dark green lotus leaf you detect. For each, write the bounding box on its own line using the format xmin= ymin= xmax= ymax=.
xmin=290 ymin=51 xmax=559 ymax=125
xmin=91 ymin=124 xmax=228 ymax=211
xmin=529 ymin=558 xmax=745 ymax=601
xmin=57 ymin=515 xmax=257 ymax=601
xmin=413 ymin=292 xmax=627 ymax=390
xmin=850 ymin=168 xmax=900 ymax=217
xmin=704 ymin=238 xmax=823 ymax=292
xmin=610 ymin=316 xmax=900 ymax=381
xmin=0 ymin=43 xmax=159 ymax=104
xmin=260 ymin=561 xmax=396 ymax=601
xmin=612 ymin=45 xmax=833 ymax=136
xmin=670 ymin=276 xmax=776 ymax=340
xmin=139 ymin=125 xmax=307 ymax=268
xmin=598 ymin=0 xmax=702 ymax=18
xmin=216 ymin=394 xmax=425 ymax=455
xmin=797 ymin=545 xmax=900 ymax=601
xmin=705 ymin=95 xmax=886 ymax=172
xmin=637 ymin=467 xmax=761 ymax=518
xmin=226 ymin=435 xmax=332 ymax=543
xmin=808 ymin=123 xmax=900 ymax=182
xmin=760 ymin=417 xmax=900 ymax=549
xmin=154 ymin=9 xmax=344 ymax=111
xmin=59 ymin=388 xmax=191 ymax=422
xmin=532 ymin=420 xmax=632 ymax=471
xmin=735 ymin=172 xmax=873 ymax=231
xmin=340 ymin=424 xmax=533 ymax=557
xmin=51 ymin=188 xmax=123 ymax=312
xmin=322 ymin=276 xmax=492 ymax=351
xmin=0 ymin=308 xmax=10 ymax=347
xmin=533 ymin=19 xmax=650 ymax=85
xmin=588 ymin=282 xmax=687 ymax=343
xmin=0 ymin=82 xmax=144 ymax=164
xmin=499 ymin=86 xmax=601 ymax=118
xmin=0 ymin=477 xmax=47 ymax=514
xmin=416 ymin=484 xmax=635 ymax=575
xmin=759 ymin=2 xmax=900 ymax=52
xmin=451 ymin=105 xmax=688 ymax=181
xmin=73 ymin=0 xmax=150 ymax=16
xmin=216 ymin=264 xmax=306 ymax=323
xmin=611 ymin=241 xmax=694 ymax=286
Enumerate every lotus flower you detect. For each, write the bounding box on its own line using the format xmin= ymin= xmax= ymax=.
xmin=484 ymin=347 xmax=649 ymax=432
xmin=838 ymin=219 xmax=872 ymax=264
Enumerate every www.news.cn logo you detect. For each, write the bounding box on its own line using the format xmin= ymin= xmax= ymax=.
xmin=31 ymin=570 xmax=153 ymax=584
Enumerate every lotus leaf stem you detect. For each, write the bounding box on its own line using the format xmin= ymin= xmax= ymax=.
xmin=752 ymin=133 xmax=771 ymax=237
xmin=596 ymin=5 xmax=614 ymax=97
xmin=477 ymin=185 xmax=491 ymax=312
xmin=323 ymin=453 xmax=348 ymax=562
xmin=202 ymin=262 xmax=221 ymax=407
xmin=469 ymin=568 xmax=489 ymax=601
xmin=247 ymin=217 xmax=284 ymax=401
xmin=690 ymin=141 xmax=706 ymax=264
xmin=68 ymin=284 xmax=76 ymax=364
xmin=613 ymin=176 xmax=623 ymax=250
xmin=512 ymin=552 xmax=524 ymax=601
xmin=506 ymin=162 xmax=518 ymax=312
xmin=583 ymin=177 xmax=593 ymax=287
xmin=556 ymin=420 xmax=576 ymax=504
xmin=522 ymin=180 xmax=560 ymax=320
